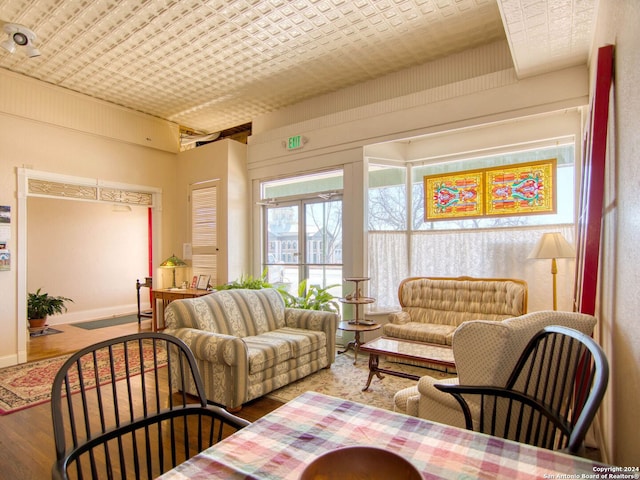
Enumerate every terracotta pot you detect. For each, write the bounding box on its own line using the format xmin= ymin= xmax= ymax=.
xmin=28 ymin=317 xmax=47 ymax=329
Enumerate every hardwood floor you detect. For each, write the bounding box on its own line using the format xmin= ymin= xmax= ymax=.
xmin=2 ymin=319 xmax=283 ymax=479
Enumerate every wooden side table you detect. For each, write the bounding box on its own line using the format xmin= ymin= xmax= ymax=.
xmin=337 ymin=320 xmax=381 ymax=364
xmin=151 ymin=288 xmax=210 ymax=332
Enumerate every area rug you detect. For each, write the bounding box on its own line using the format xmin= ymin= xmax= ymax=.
xmin=267 ymin=351 xmax=454 ymax=412
xmin=71 ymin=314 xmax=139 ymax=330
xmin=0 ymin=341 xmax=166 ymax=415
xmin=29 ymin=327 xmax=63 ymax=337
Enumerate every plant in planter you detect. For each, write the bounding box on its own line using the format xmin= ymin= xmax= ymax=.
xmin=215 ymin=272 xmax=340 ymax=315
xmin=27 ymin=288 xmax=73 ymax=329
xmin=280 ymin=279 xmax=341 ymax=315
xmin=215 ymin=269 xmax=273 ymax=290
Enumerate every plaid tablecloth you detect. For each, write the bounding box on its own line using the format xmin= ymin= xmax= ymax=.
xmin=159 ymin=391 xmax=607 ymax=479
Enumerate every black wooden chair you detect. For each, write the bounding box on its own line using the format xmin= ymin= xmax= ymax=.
xmin=51 ymin=332 xmax=250 ymax=479
xmin=435 ymin=325 xmax=608 ymax=455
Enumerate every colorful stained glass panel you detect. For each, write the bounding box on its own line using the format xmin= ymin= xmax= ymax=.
xmin=485 ymin=159 xmax=556 ymax=216
xmin=424 ymin=171 xmax=483 ymax=220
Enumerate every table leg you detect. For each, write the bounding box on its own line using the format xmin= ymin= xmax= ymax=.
xmin=362 ymin=353 xmax=385 ymax=391
xmin=338 ymin=331 xmax=363 ymax=364
xmin=151 ymin=296 xmax=158 ymax=332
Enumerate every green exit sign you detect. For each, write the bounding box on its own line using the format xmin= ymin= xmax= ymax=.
xmin=286 ymin=135 xmax=304 ymax=150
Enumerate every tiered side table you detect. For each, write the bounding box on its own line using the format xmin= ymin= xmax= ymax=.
xmin=338 ymin=277 xmax=379 ymax=363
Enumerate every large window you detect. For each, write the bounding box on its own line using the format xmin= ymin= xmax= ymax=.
xmin=261 ymin=171 xmax=343 ymax=297
xmin=368 ymin=144 xmax=576 ymax=312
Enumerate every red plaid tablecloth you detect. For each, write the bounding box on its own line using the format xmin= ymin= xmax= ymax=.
xmin=159 ymin=391 xmax=607 ymax=479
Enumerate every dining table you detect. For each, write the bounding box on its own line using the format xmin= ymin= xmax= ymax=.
xmin=158 ymin=391 xmax=610 ymax=479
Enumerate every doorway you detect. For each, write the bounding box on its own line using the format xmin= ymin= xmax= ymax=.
xmin=263 ymin=196 xmax=343 ymax=294
xmin=16 ymin=168 xmax=161 ymax=363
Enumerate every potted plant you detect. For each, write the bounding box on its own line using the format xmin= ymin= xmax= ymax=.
xmin=280 ymin=279 xmax=341 ymax=315
xmin=27 ymin=288 xmax=73 ymax=329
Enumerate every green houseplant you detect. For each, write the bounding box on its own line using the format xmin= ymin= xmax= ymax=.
xmin=280 ymin=279 xmax=341 ymax=315
xmin=27 ymin=288 xmax=73 ymax=328
xmin=215 ymin=269 xmax=273 ymax=290
xmin=216 ymin=271 xmax=340 ymax=315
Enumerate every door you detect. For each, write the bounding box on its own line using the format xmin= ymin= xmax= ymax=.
xmin=263 ymin=196 xmax=342 ymax=295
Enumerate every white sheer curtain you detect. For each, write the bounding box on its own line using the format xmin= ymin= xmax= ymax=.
xmin=369 ymin=225 xmax=575 ymax=313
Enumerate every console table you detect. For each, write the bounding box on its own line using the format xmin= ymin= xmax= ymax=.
xmin=151 ymin=288 xmax=210 ymax=331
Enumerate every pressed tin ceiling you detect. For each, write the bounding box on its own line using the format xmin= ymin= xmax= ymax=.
xmin=0 ymin=0 xmax=597 ymax=135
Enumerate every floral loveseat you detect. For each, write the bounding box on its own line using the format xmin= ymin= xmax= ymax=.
xmin=164 ymin=288 xmax=338 ymax=411
xmin=383 ymin=276 xmax=528 ymax=347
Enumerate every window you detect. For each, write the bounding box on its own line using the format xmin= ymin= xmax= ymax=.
xmin=261 ymin=171 xmax=343 ymax=297
xmin=368 ymin=144 xmax=576 ymax=312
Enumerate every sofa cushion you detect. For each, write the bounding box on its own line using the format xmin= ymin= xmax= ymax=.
xmin=383 ymin=322 xmax=457 ymax=345
xmin=398 ymin=277 xmax=527 ymax=327
xmin=243 ymin=327 xmax=327 ymax=375
xmin=183 ymin=289 xmax=286 ymax=337
xmin=244 ymin=335 xmax=293 ymax=375
xmin=261 ymin=327 xmax=327 ymax=358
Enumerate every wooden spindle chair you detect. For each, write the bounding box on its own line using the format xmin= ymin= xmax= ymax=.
xmin=436 ymin=325 xmax=608 ymax=455
xmin=51 ymin=332 xmax=250 ymax=479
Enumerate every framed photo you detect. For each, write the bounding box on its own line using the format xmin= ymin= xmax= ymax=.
xmin=191 ymin=276 xmax=198 ymax=289
xmin=424 ymin=170 xmax=484 ymax=221
xmin=484 ymin=158 xmax=556 ymax=217
xmin=196 ymin=274 xmax=210 ymax=290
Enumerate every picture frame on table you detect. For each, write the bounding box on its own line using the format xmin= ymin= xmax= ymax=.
xmin=191 ymin=276 xmax=198 ymax=289
xmin=196 ymin=275 xmax=210 ymax=290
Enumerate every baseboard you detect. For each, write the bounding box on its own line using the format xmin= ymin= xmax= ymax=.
xmin=48 ymin=303 xmax=143 ymax=325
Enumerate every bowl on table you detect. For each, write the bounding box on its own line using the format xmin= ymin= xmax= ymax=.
xmin=300 ymin=445 xmax=422 ymax=480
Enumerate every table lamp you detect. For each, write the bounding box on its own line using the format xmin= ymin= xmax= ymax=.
xmin=528 ymin=232 xmax=575 ymax=310
xmin=160 ymin=254 xmax=187 ymax=289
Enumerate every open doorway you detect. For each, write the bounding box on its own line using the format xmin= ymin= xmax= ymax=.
xmin=16 ymin=168 xmax=161 ymax=362
xmin=27 ymin=197 xmax=151 ymax=323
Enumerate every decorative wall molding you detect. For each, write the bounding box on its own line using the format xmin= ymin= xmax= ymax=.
xmin=28 ymin=179 xmax=154 ymax=206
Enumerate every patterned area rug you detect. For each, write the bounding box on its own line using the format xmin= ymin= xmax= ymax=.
xmin=0 ymin=341 xmax=166 ymax=415
xmin=268 ymin=351 xmax=454 ymax=412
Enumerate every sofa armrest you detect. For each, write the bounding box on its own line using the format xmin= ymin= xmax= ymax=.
xmin=388 ymin=311 xmax=411 ymax=325
xmin=285 ymin=308 xmax=338 ymax=362
xmin=415 ymin=375 xmax=467 ymax=428
xmin=164 ymin=327 xmax=247 ymax=367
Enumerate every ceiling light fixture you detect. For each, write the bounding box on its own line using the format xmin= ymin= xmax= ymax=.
xmin=1 ymin=23 xmax=41 ymax=58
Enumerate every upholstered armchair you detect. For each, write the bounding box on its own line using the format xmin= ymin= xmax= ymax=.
xmin=393 ymin=310 xmax=597 ymax=428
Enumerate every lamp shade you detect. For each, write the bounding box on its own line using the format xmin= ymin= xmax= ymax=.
xmin=528 ymin=232 xmax=575 ymax=259
xmin=160 ymin=254 xmax=187 ymax=268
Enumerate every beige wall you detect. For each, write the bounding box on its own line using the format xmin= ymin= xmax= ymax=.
xmin=591 ymin=0 xmax=640 ymax=466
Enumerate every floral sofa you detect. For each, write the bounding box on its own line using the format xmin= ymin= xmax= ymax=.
xmin=163 ymin=288 xmax=338 ymax=411
xmin=383 ymin=276 xmax=528 ymax=347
